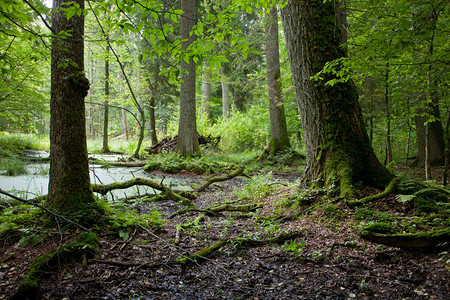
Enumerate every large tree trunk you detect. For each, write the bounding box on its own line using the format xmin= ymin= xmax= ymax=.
xmin=201 ymin=61 xmax=211 ymax=119
xmin=49 ymin=0 xmax=95 ymax=211
xmin=102 ymin=40 xmax=111 ymax=153
xmin=281 ymin=0 xmax=391 ymax=197
xmin=177 ymin=0 xmax=199 ymax=156
xmin=266 ymin=6 xmax=290 ymax=155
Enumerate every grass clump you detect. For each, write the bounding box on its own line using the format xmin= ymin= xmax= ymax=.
xmin=0 ymin=157 xmax=28 ymax=176
xmin=0 ymin=132 xmax=49 ymax=157
xmin=234 ymin=172 xmax=274 ymax=200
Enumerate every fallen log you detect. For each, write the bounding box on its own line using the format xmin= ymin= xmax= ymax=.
xmin=145 ymin=134 xmax=220 ymax=154
xmin=177 ymin=231 xmax=302 ymax=264
xmin=91 ymin=177 xmax=194 ymax=207
xmin=361 ymin=228 xmax=450 ymax=248
xmin=195 ymin=166 xmax=245 ymax=192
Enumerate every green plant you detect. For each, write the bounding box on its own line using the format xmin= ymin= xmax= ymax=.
xmin=0 ymin=157 xmax=28 ymax=176
xmin=234 ymin=172 xmax=274 ymax=200
xmin=283 ymin=239 xmax=306 ymax=259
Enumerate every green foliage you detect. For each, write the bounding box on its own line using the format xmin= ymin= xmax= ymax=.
xmin=0 ymin=204 xmax=44 ymax=240
xmin=283 ymin=238 xmax=306 ymax=259
xmin=144 ymin=151 xmax=236 ymax=174
xmin=0 ymin=157 xmax=27 ymax=176
xmin=411 ymin=197 xmax=438 ymax=214
xmin=0 ymin=133 xmax=49 ymax=157
xmin=234 ymin=172 xmax=274 ymax=200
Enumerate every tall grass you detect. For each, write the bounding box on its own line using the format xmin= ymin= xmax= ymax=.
xmin=0 ymin=132 xmax=49 ymax=157
xmin=87 ymin=138 xmax=149 ymax=155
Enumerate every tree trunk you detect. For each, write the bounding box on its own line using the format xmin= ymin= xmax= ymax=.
xmin=121 ymin=108 xmax=130 ymax=140
xmin=281 ymin=0 xmax=391 ymax=197
xmin=201 ymin=61 xmax=211 ymax=119
xmin=148 ymin=96 xmax=158 ymax=146
xmin=384 ymin=64 xmax=392 ymax=165
xmin=102 ymin=39 xmax=110 ymax=153
xmin=49 ymin=0 xmax=95 ymax=211
xmin=177 ymin=0 xmax=199 ymax=156
xmin=265 ymin=6 xmax=290 ymax=155
xmin=221 ymin=62 xmax=230 ymax=119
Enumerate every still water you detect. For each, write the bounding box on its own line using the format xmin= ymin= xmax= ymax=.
xmin=0 ymin=152 xmax=194 ymax=201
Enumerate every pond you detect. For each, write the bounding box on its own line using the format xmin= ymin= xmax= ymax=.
xmin=0 ymin=151 xmax=195 ymax=201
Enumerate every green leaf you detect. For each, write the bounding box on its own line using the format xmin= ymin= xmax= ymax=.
xmin=245 ymin=6 xmax=252 ymax=15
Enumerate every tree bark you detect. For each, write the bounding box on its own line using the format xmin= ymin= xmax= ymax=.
xmin=148 ymin=96 xmax=158 ymax=146
xmin=384 ymin=63 xmax=392 ymax=165
xmin=266 ymin=6 xmax=290 ymax=155
xmin=102 ymin=39 xmax=111 ymax=153
xmin=49 ymin=0 xmax=95 ymax=211
xmin=281 ymin=0 xmax=391 ymax=197
xmin=201 ymin=61 xmax=211 ymax=119
xmin=221 ymin=62 xmax=230 ymax=119
xmin=177 ymin=0 xmax=199 ymax=156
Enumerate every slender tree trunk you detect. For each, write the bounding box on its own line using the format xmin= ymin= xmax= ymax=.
xmin=49 ymin=0 xmax=95 ymax=211
xmin=266 ymin=6 xmax=290 ymax=155
xmin=281 ymin=0 xmax=391 ymax=197
xmin=443 ymin=108 xmax=449 ymax=186
xmin=177 ymin=0 xmax=199 ymax=156
xmin=148 ymin=96 xmax=158 ymax=146
xmin=201 ymin=61 xmax=211 ymax=119
xmin=384 ymin=64 xmax=392 ymax=165
xmin=221 ymin=62 xmax=230 ymax=119
xmin=121 ymin=108 xmax=129 ymax=140
xmin=102 ymin=39 xmax=111 ymax=153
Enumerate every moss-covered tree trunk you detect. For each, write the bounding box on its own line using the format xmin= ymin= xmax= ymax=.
xmin=49 ymin=0 xmax=95 ymax=210
xmin=281 ymin=0 xmax=391 ymax=197
xmin=266 ymin=6 xmax=290 ymax=155
xmin=177 ymin=0 xmax=199 ymax=156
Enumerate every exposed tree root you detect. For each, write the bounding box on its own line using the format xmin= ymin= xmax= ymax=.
xmin=91 ymin=177 xmax=194 ymax=207
xmin=170 ymin=203 xmax=263 ymax=218
xmin=177 ymin=231 xmax=302 ymax=264
xmin=361 ymin=228 xmax=450 ymax=248
xmin=195 ymin=166 xmax=245 ymax=192
xmin=346 ymin=177 xmax=399 ymax=208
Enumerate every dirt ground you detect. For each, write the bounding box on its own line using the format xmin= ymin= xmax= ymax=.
xmin=1 ymin=170 xmax=449 ymax=299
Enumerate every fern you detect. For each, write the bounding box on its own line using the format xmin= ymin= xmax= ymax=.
xmin=395 ymin=194 xmax=416 ymax=203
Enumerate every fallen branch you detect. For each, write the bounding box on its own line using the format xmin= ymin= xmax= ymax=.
xmin=361 ymin=228 xmax=450 ymax=248
xmin=0 ymin=188 xmax=88 ymax=231
xmin=195 ymin=166 xmax=245 ymax=192
xmin=346 ymin=177 xmax=399 ymax=208
xmin=91 ymin=177 xmax=194 ymax=207
xmin=177 ymin=231 xmax=302 ymax=264
xmin=170 ymin=203 xmax=263 ymax=218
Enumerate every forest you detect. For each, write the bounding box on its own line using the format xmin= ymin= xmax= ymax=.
xmin=0 ymin=0 xmax=449 ymax=299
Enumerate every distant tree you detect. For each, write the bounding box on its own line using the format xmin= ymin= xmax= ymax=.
xmin=281 ymin=0 xmax=391 ymax=197
xmin=201 ymin=61 xmax=211 ymax=119
xmin=265 ymin=6 xmax=289 ymax=155
xmin=177 ymin=0 xmax=199 ymax=156
xmin=49 ymin=0 xmax=95 ymax=211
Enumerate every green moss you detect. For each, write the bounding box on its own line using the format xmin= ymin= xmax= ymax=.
xmin=364 ymin=222 xmax=393 ymax=234
xmin=14 ymin=277 xmax=39 ymax=300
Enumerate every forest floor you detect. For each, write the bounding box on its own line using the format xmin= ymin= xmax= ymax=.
xmin=1 ymin=167 xmax=449 ymax=299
